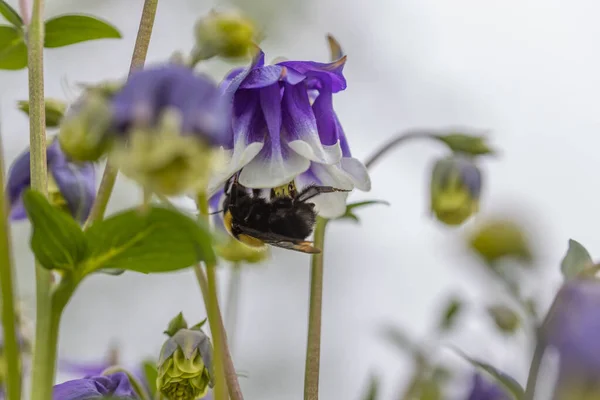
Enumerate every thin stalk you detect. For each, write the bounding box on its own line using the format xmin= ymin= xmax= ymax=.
xmin=195 ymin=194 xmax=244 ymax=400
xmin=84 ymin=0 xmax=159 ymax=229
xmin=224 ymin=264 xmax=242 ymax=354
xmin=0 ymin=122 xmax=21 ymax=399
xmin=26 ymin=0 xmax=54 ymax=398
xmin=363 ymin=130 xmax=438 ymax=169
xmin=304 ymin=217 xmax=328 ymax=400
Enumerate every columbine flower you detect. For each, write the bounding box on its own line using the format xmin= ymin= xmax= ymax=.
xmin=546 ymin=279 xmax=600 ymax=399
xmin=466 ymin=373 xmax=511 ymax=400
xmin=52 ymin=372 xmax=137 ymax=399
xmin=109 ymin=64 xmax=229 ymax=195
xmin=208 ymin=45 xmax=370 ymax=218
xmin=7 ymin=138 xmax=96 ymax=223
xmin=157 ymin=313 xmax=213 ymax=400
xmin=430 ymin=155 xmax=482 ymax=226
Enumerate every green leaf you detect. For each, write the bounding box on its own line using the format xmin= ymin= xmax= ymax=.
xmin=0 ymin=25 xmax=26 ymax=70
xmin=360 ymin=374 xmax=379 ymax=400
xmin=438 ymin=297 xmax=463 ymax=332
xmin=44 ymin=14 xmax=122 ymax=48
xmin=190 ymin=318 xmax=208 ymax=331
xmin=17 ymin=98 xmax=67 ymax=128
xmin=560 ymin=239 xmax=593 ymax=279
xmin=82 ymin=206 xmax=215 ymax=275
xmin=141 ymin=360 xmax=158 ymax=397
xmin=0 ymin=1 xmax=23 ymax=27
xmin=337 ymin=200 xmax=390 ymax=223
xmin=451 ymin=347 xmax=524 ymax=399
xmin=164 ymin=312 xmax=188 ymax=336
xmin=22 ymin=189 xmax=89 ymax=271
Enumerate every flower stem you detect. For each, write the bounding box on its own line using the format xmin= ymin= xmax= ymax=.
xmin=0 ymin=126 xmax=21 ymax=400
xmin=363 ymin=130 xmax=438 ymax=169
xmin=195 ymin=194 xmax=244 ymax=400
xmin=224 ymin=263 xmax=242 ymax=354
xmin=84 ymin=0 xmax=158 ymax=229
xmin=304 ymin=216 xmax=328 ymax=400
xmin=26 ymin=0 xmax=55 ymax=398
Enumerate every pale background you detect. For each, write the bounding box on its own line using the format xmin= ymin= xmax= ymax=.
xmin=1 ymin=0 xmax=597 ymax=399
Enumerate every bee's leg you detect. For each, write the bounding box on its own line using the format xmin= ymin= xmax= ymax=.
xmin=296 ymin=185 xmax=351 ymax=203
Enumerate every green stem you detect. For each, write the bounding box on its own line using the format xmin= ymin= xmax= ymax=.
xmin=0 ymin=125 xmax=21 ymax=400
xmin=304 ymin=217 xmax=328 ymax=400
xmin=195 ymin=194 xmax=244 ymax=400
xmin=26 ymin=0 xmax=54 ymax=398
xmin=101 ymin=366 xmax=151 ymax=400
xmin=83 ymin=0 xmax=159 ymax=229
xmin=224 ymin=263 xmax=242 ymax=354
xmin=363 ymin=130 xmax=438 ymax=170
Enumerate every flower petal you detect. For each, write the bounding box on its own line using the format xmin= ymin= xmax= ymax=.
xmin=282 ymin=83 xmax=342 ymax=164
xmin=207 ymin=140 xmax=264 ymax=196
xmin=312 ymin=87 xmax=341 ymax=146
xmin=296 ymin=163 xmax=354 ymax=219
xmin=239 ymin=65 xmax=284 ymax=89
xmin=51 ymin=160 xmax=96 ymax=223
xmin=6 ymin=148 xmax=31 ymax=211
xmin=278 ymin=56 xmax=347 ymax=93
xmin=53 ymin=372 xmax=136 ymax=400
xmin=238 ymin=149 xmax=310 ymax=188
xmin=340 ymin=157 xmax=371 ymax=191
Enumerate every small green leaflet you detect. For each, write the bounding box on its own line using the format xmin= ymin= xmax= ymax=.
xmin=450 ymin=347 xmax=524 ymax=399
xmin=0 ymin=1 xmax=23 ymax=27
xmin=560 ymin=239 xmax=593 ymax=279
xmin=81 ymin=206 xmax=216 ymax=275
xmin=44 ymin=14 xmax=122 ymax=48
xmin=141 ymin=360 xmax=158 ymax=397
xmin=22 ymin=190 xmax=89 ymax=271
xmin=23 ymin=189 xmax=215 ymax=275
xmin=438 ymin=297 xmax=463 ymax=332
xmin=0 ymin=25 xmax=26 ymax=70
xmin=338 ymin=200 xmax=390 ymax=223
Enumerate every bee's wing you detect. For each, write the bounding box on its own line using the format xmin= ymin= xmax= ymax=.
xmin=236 ymin=226 xmax=321 ymax=254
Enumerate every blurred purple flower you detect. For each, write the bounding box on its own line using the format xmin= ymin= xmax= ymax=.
xmin=466 ymin=373 xmax=511 ymax=400
xmin=7 ymin=139 xmax=96 ymax=223
xmin=111 ymin=64 xmax=229 ymax=146
xmin=546 ymin=279 xmax=600 ymax=397
xmin=52 ymin=372 xmax=137 ymax=400
xmin=208 ymin=47 xmax=370 ymax=218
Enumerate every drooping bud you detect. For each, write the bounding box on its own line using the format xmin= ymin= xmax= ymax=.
xmin=58 ymin=90 xmax=115 ymax=162
xmin=17 ymin=98 xmax=67 ymax=128
xmin=430 ymin=155 xmax=482 ymax=226
xmin=193 ymin=10 xmax=260 ymax=61
xmin=157 ymin=313 xmax=214 ymax=400
xmin=7 ymin=139 xmax=96 ymax=223
xmin=109 ymin=64 xmax=229 ymax=195
xmin=468 ymin=218 xmax=533 ymax=266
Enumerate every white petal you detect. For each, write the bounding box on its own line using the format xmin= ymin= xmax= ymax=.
xmin=310 ymin=191 xmax=350 ymax=219
xmin=296 ymin=162 xmax=354 ymax=219
xmin=288 ymin=139 xmax=342 ymax=165
xmin=239 ymin=151 xmax=310 ymax=188
xmin=207 ymin=140 xmax=264 ymax=196
xmin=164 ymin=195 xmax=199 ymax=215
xmin=340 ymin=157 xmax=371 ymax=191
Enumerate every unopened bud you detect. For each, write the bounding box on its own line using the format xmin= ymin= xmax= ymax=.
xmin=18 ymin=98 xmax=67 ymax=128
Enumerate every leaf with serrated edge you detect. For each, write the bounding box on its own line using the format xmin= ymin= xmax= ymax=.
xmin=82 ymin=207 xmax=215 ymax=275
xmin=0 ymin=1 xmax=22 ymax=27
xmin=561 ymin=239 xmax=593 ymax=279
xmin=451 ymin=347 xmax=524 ymax=399
xmin=22 ymin=189 xmax=88 ymax=270
xmin=44 ymin=14 xmax=122 ymax=48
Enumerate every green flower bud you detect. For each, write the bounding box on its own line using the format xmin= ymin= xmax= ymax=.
xmin=17 ymin=97 xmax=67 ymax=128
xmin=157 ymin=314 xmax=214 ymax=400
xmin=487 ymin=304 xmax=520 ymax=334
xmin=58 ymin=91 xmax=114 ymax=162
xmin=435 ymin=132 xmax=495 ymax=156
xmin=430 ymin=156 xmax=482 ymax=226
xmin=469 ymin=218 xmax=533 ymax=266
xmin=193 ymin=10 xmax=260 ymax=61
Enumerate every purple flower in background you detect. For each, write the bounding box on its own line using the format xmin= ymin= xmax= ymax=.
xmin=108 ymin=64 xmax=230 ymax=195
xmin=546 ymin=279 xmax=600 ymax=398
xmin=466 ymin=373 xmax=511 ymax=400
xmin=111 ymin=64 xmax=229 ymax=146
xmin=208 ymin=42 xmax=370 ymax=218
xmin=7 ymin=139 xmax=95 ymax=223
xmin=52 ymin=372 xmax=137 ymax=400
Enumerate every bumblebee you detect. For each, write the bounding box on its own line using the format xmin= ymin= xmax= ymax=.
xmin=221 ymin=174 xmax=349 ymax=254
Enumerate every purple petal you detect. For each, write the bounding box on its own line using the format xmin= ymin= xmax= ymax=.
xmin=6 ymin=148 xmax=32 ymax=212
xmin=334 ymin=113 xmax=352 ymax=157
xmin=277 ymin=57 xmax=347 ymax=93
xmin=209 ymin=190 xmax=226 ymax=233
xmin=312 ymin=87 xmax=340 ymax=146
xmin=52 ymin=372 xmax=137 ymax=400
xmin=466 ymin=373 xmax=511 ymax=400
xmin=259 ymin=83 xmax=283 ymax=162
xmin=232 ymin=90 xmax=264 ymax=146
xmin=239 ymin=65 xmax=284 ymax=89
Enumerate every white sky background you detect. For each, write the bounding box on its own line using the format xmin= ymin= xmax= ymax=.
xmin=1 ymin=0 xmax=599 ymax=398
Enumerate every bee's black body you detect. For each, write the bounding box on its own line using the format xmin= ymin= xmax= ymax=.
xmin=221 ymin=174 xmax=348 ymax=253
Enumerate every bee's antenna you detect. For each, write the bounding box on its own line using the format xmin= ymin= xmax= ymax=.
xmin=208 ymin=209 xmax=223 ymax=215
